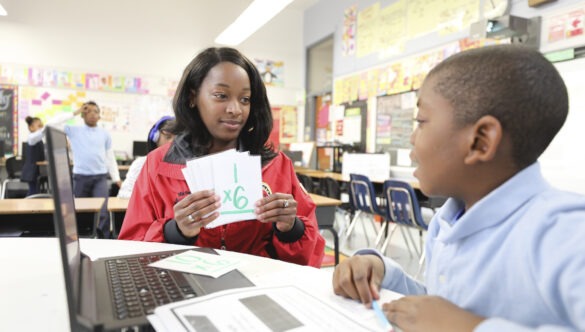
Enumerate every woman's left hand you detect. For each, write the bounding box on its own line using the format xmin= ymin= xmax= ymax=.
xmin=255 ymin=193 xmax=297 ymax=232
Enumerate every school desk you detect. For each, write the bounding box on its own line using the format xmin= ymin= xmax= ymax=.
xmin=108 ymin=194 xmax=343 ymax=264
xmin=0 ymin=238 xmax=401 ymax=331
xmin=294 ymin=166 xmax=447 ymax=210
xmin=0 ymin=197 xmax=105 ymax=237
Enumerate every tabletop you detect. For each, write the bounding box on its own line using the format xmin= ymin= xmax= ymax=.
xmin=0 ymin=238 xmax=400 ymax=331
xmin=0 ymin=197 xmax=105 ymax=214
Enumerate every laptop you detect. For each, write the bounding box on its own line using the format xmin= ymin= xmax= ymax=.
xmin=44 ymin=127 xmax=254 ymax=331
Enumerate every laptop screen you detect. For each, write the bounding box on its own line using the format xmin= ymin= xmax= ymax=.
xmin=45 ymin=126 xmax=81 ymax=327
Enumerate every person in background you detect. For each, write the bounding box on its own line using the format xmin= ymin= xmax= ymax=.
xmin=29 ymin=101 xmax=121 ymax=238
xmin=118 ymin=47 xmax=325 ymax=267
xmin=332 ymin=45 xmax=585 ymax=331
xmin=21 ymin=116 xmax=45 ymax=196
xmin=117 ymin=116 xmax=176 ymax=199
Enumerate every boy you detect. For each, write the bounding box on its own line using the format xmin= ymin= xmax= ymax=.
xmin=30 ymin=101 xmax=121 ymax=238
xmin=332 ymin=45 xmax=585 ymax=331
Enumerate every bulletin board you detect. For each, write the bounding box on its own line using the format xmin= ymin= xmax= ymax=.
xmin=17 ymin=86 xmax=173 ymax=156
xmin=0 ymin=84 xmax=18 ymax=155
xmin=375 ymin=91 xmax=417 ymax=166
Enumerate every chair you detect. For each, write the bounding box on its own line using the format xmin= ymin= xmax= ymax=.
xmin=382 ymin=179 xmax=432 ymax=276
xmin=296 ymin=173 xmax=315 ymax=193
xmin=1 ymin=156 xmax=28 ymax=199
xmin=25 ymin=193 xmax=53 ymax=199
xmin=344 ymin=173 xmax=386 ymax=247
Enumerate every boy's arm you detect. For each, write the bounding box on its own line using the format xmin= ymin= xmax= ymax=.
xmin=28 ymin=108 xmax=82 ymax=145
xmin=106 ymin=148 xmax=121 ymax=185
xmin=356 ymin=248 xmax=427 ymax=295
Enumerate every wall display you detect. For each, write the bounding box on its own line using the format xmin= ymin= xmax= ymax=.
xmin=0 ymin=84 xmax=17 ymax=155
xmin=540 ymin=1 xmax=585 ymax=52
xmin=254 ymin=58 xmax=284 ymax=87
xmin=278 ymin=106 xmax=298 ymax=144
xmin=375 ymin=91 xmax=417 ymax=152
xmin=342 ymin=5 xmax=357 ymax=56
xmin=17 ymin=86 xmax=173 ymax=156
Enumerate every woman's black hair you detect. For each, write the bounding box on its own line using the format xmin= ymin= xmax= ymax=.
xmin=172 ymin=47 xmax=276 ymax=163
xmin=25 ymin=116 xmax=41 ymax=127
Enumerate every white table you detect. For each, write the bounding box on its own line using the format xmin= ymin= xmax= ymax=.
xmin=0 ymin=238 xmax=399 ymax=331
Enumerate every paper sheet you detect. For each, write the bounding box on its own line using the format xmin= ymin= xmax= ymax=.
xmin=148 ymin=250 xmax=241 ymax=278
xmin=151 ymin=285 xmax=398 ymax=332
xmin=182 ymin=149 xmax=262 ymax=229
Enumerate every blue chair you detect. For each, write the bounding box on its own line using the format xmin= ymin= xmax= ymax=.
xmin=344 ymin=173 xmax=386 ymax=247
xmin=382 ymin=179 xmax=431 ymax=275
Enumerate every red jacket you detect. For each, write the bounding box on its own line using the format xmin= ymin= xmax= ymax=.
xmin=118 ymin=144 xmax=325 ymax=267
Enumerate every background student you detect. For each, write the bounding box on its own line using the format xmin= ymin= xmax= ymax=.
xmin=117 ymin=115 xmax=175 ymax=199
xmin=30 ymin=101 xmax=121 ymax=238
xmin=332 ymin=45 xmax=585 ymax=331
xmin=118 ymin=47 xmax=325 ymax=267
xmin=21 ymin=116 xmax=45 ymax=196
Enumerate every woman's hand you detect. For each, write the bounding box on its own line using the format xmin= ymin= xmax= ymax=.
xmin=174 ymin=190 xmax=221 ymax=237
xmin=255 ymin=193 xmax=297 ymax=232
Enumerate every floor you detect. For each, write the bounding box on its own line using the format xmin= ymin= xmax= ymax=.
xmin=320 ymin=208 xmax=425 ymax=283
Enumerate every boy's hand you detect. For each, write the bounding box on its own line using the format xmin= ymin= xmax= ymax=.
xmin=73 ymin=105 xmax=85 ymax=116
xmin=383 ymin=296 xmax=485 ymax=332
xmin=332 ymin=254 xmax=384 ymax=307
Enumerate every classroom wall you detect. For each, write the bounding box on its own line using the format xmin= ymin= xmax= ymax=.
xmin=0 ymin=0 xmax=307 ymax=156
xmin=303 ymin=0 xmax=585 ymax=194
xmin=304 ymin=0 xmax=583 ymax=78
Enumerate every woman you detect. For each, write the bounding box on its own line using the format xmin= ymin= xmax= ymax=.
xmin=117 ymin=116 xmax=175 ymax=198
xmin=119 ymin=47 xmax=324 ymax=267
xmin=21 ymin=116 xmax=45 ymax=196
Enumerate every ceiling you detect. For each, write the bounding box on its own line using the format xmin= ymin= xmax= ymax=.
xmin=0 ymin=0 xmax=322 ymax=77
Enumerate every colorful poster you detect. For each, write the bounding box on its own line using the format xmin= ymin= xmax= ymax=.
xmin=254 ymin=58 xmax=284 ymax=87
xmin=342 ymin=5 xmax=357 ymax=56
xmin=566 ymin=10 xmax=584 ymax=38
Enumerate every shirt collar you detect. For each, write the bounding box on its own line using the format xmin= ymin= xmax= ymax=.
xmin=434 ymin=162 xmax=551 ymax=242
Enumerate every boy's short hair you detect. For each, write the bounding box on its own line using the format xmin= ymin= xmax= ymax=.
xmin=426 ymin=45 xmax=568 ymax=168
xmin=82 ymin=100 xmax=100 ymax=113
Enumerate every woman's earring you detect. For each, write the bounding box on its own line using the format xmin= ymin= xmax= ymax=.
xmin=248 ymin=126 xmax=254 ymax=132
xmin=189 ymin=102 xmax=195 ymax=108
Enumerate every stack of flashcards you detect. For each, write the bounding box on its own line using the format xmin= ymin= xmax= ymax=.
xmin=181 ymin=149 xmax=262 ymax=229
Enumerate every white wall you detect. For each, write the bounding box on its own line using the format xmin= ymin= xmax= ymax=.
xmin=0 ymin=0 xmax=307 ymax=154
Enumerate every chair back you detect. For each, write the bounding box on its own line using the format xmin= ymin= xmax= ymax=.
xmin=6 ymin=156 xmax=24 ymax=179
xmin=349 ymin=173 xmax=384 ymax=216
xmin=296 ymin=173 xmax=314 ymax=193
xmin=319 ymin=176 xmax=341 ymax=199
xmin=25 ymin=193 xmax=53 ymax=199
xmin=383 ymin=179 xmax=427 ymax=230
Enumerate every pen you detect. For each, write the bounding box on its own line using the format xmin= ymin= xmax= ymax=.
xmin=372 ymin=300 xmax=394 ymax=332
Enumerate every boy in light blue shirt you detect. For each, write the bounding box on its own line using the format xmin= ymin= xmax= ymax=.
xmin=332 ymin=45 xmax=585 ymax=331
xmin=30 ymin=101 xmax=120 ymax=238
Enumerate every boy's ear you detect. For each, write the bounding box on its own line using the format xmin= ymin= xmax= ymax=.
xmin=464 ymin=115 xmax=502 ymax=164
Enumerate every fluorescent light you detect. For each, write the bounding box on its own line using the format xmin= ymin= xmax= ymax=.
xmin=0 ymin=3 xmax=7 ymax=16
xmin=215 ymin=0 xmax=293 ymax=46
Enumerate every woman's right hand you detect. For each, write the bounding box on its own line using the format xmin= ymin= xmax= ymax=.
xmin=173 ymin=190 xmax=221 ymax=238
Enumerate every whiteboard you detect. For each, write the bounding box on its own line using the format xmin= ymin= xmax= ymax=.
xmin=342 ymin=152 xmax=391 ymax=182
xmin=17 ymin=86 xmax=173 ymax=157
xmin=538 ymin=57 xmax=585 ymax=195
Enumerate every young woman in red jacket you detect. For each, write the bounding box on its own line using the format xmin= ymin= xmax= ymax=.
xmin=118 ymin=47 xmax=325 ymax=267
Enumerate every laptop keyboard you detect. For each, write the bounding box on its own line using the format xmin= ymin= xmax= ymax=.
xmin=106 ymin=254 xmax=197 ymax=320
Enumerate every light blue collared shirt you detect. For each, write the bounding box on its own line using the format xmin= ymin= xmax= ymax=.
xmin=359 ymin=163 xmax=585 ymax=331
xmin=65 ymin=124 xmax=112 ymax=175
